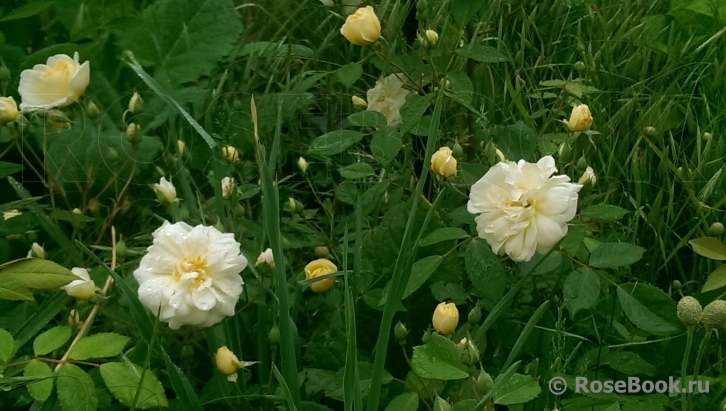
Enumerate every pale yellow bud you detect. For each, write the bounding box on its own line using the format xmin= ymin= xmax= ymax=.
xmin=352 ymin=95 xmax=368 ymax=108
xmin=566 ymin=104 xmax=593 ymax=132
xmin=3 ymin=209 xmax=21 ymax=220
xmin=0 ymin=97 xmax=19 ymax=123
xmin=62 ymin=267 xmax=96 ymax=300
xmin=221 ymin=177 xmax=235 ymax=199
xmin=430 ymin=147 xmax=457 ymax=178
xmin=215 ymin=346 xmax=241 ymax=375
xmin=305 ymin=258 xmax=337 ymax=292
xmin=128 ymin=92 xmax=143 ymax=113
xmin=340 ymin=6 xmax=381 ymax=46
xmin=710 ymin=222 xmax=725 ymax=235
xmin=28 ymin=242 xmax=45 ymax=259
xmin=432 ymin=302 xmax=459 ymax=335
xmin=297 ymin=156 xmax=308 ymax=172
xmin=425 ymin=29 xmax=439 ymax=46
xmin=222 ymin=145 xmax=239 ymax=162
xmin=177 ymin=140 xmax=186 ymax=156
xmin=154 ymin=177 xmax=177 ymax=202
xmin=72 ymin=208 xmax=82 ymax=215
xmin=578 ymin=166 xmax=596 ymax=185
xmin=256 ymin=248 xmax=275 ymax=268
xmin=126 ymin=123 xmax=139 ymax=140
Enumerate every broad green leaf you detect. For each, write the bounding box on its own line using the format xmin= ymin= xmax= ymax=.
xmin=452 ymin=400 xmax=477 ymax=411
xmin=119 ymin=0 xmax=243 ymax=84
xmin=590 ymin=242 xmax=646 ymax=267
xmin=411 ymin=334 xmax=468 ymax=380
xmin=493 ymin=373 xmax=541 ymax=405
xmin=689 ymin=237 xmax=726 ymax=261
xmin=450 ymin=0 xmax=484 ymax=26
xmin=24 ymin=359 xmax=53 ymax=401
xmin=605 ymin=351 xmax=656 ymax=376
xmin=563 ymin=268 xmax=600 ymax=317
xmin=57 ymin=363 xmax=98 ymax=411
xmin=0 ymin=162 xmax=23 ymax=179
xmin=495 ymin=122 xmax=536 ymax=162
xmin=602 ymin=404 xmax=621 ymax=411
xmin=419 ymin=227 xmax=469 ymax=246
xmin=0 ymin=276 xmax=34 ymax=301
xmin=403 ymin=256 xmax=443 ymax=299
xmin=617 ymin=283 xmax=680 ymax=336
xmin=361 ymin=181 xmax=390 ymax=215
xmin=433 ymin=396 xmax=451 ymax=411
xmin=100 ymin=362 xmax=169 ymax=409
xmin=348 ymin=111 xmax=387 ymax=128
xmin=340 ymin=163 xmax=375 ymax=180
xmin=0 ymin=1 xmax=53 ymax=21
xmin=370 ymin=127 xmax=402 ymax=165
xmin=384 ymin=392 xmax=418 ymax=411
xmin=0 ymin=258 xmax=79 ymax=289
xmin=240 ymin=41 xmax=313 ymax=59
xmin=337 ymin=62 xmax=363 ymax=88
xmin=335 ymin=182 xmax=358 ymax=205
xmin=456 ymin=44 xmax=508 ymax=63
xmin=323 ymin=362 xmax=392 ymax=400
xmin=399 ymin=94 xmax=432 ymax=134
xmin=307 ymin=130 xmax=364 ymax=156
xmin=69 ymin=333 xmax=130 ymax=360
xmin=580 ymin=204 xmax=630 ymax=221
xmin=466 ymin=239 xmax=507 ymax=310
xmin=34 ymin=326 xmax=72 ymax=356
xmin=0 ymin=328 xmax=14 ymax=363
xmin=446 ymin=71 xmax=475 ymax=106
xmin=703 ymin=265 xmax=726 ymax=292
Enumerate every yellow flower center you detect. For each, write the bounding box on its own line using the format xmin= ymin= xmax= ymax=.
xmin=504 ymin=198 xmax=534 ymax=208
xmin=173 ymin=255 xmax=210 ymax=289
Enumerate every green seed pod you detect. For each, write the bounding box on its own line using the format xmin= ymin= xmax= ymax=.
xmin=394 ymin=321 xmax=408 ymax=342
xmin=557 ymin=142 xmax=573 ymax=162
xmin=476 ymin=370 xmax=494 ymax=394
xmin=576 ymin=156 xmax=588 ymax=172
xmin=314 ymin=246 xmax=330 ymax=258
xmin=702 ymin=300 xmax=726 ymax=329
xmin=643 ymin=126 xmax=657 ymax=137
xmin=677 ymin=296 xmax=702 ymax=326
xmin=268 ymin=325 xmax=280 ymax=345
xmin=452 ymin=141 xmax=464 ymax=159
xmin=116 ymin=237 xmax=127 ymax=259
xmin=709 ymin=222 xmax=725 ymax=235
xmin=574 ymin=61 xmax=586 ymax=72
xmin=672 ymin=280 xmax=683 ymax=290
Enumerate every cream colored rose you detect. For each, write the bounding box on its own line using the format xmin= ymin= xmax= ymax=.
xmin=352 ymin=95 xmax=368 ymax=108
xmin=0 ymin=97 xmax=19 ymax=122
xmin=297 ymin=156 xmax=308 ymax=172
xmin=425 ymin=29 xmax=439 ymax=46
xmin=154 ymin=177 xmax=177 ymax=202
xmin=340 ymin=6 xmax=381 ymax=46
xmin=215 ymin=346 xmax=241 ymax=375
xmin=305 ymin=258 xmax=337 ymax=292
xmin=366 ymin=73 xmax=410 ymax=127
xmin=256 ymin=248 xmax=275 ymax=268
xmin=430 ymin=147 xmax=457 ymax=177
xmin=62 ymin=267 xmax=96 ymax=300
xmin=432 ymin=302 xmax=459 ymax=335
xmin=578 ymin=166 xmax=596 ymax=185
xmin=566 ymin=104 xmax=593 ymax=132
xmin=18 ymin=52 xmax=89 ymax=110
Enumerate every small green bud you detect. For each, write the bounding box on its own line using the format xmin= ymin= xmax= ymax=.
xmin=677 ymin=296 xmax=702 ymax=326
xmin=576 ymin=156 xmax=588 ymax=172
xmin=643 ymin=126 xmax=657 ymax=137
xmin=422 ymin=329 xmax=432 ymax=344
xmin=672 ymin=280 xmax=683 ymax=290
xmin=182 ymin=345 xmax=195 ymax=361
xmin=484 ymin=141 xmax=497 ymax=164
xmin=86 ymin=101 xmax=99 ymax=119
xmin=558 ymin=142 xmax=572 ymax=162
xmin=702 ymin=132 xmax=712 ymax=141
xmin=458 ymin=338 xmax=480 ymax=366
xmin=452 ymin=141 xmax=464 ymax=159
xmin=129 ymin=92 xmax=144 ymax=113
xmin=574 ymin=61 xmax=586 ymax=72
xmin=702 ymin=300 xmax=726 ymax=329
xmin=281 ymin=236 xmax=291 ymax=250
xmin=709 ymin=222 xmax=724 ymax=235
xmin=476 ymin=370 xmax=494 ymax=394
xmin=106 ymin=147 xmax=119 ymax=161
xmin=314 ymin=246 xmax=330 ymax=258
xmin=0 ymin=61 xmax=10 ymax=83
xmin=214 ymin=219 xmax=225 ymax=233
xmin=468 ymin=306 xmax=482 ymax=325
xmin=268 ymin=325 xmax=280 ymax=345
xmin=433 ymin=396 xmax=451 ymax=411
xmin=576 ymin=42 xmax=586 ymax=53
xmin=394 ymin=321 xmax=409 ymax=342
xmin=116 ymin=237 xmax=127 ymax=259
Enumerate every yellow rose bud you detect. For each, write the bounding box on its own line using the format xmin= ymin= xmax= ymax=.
xmin=425 ymin=29 xmax=439 ymax=46
xmin=566 ymin=104 xmax=593 ymax=132
xmin=126 ymin=123 xmax=140 ymax=140
xmin=352 ymin=95 xmax=368 ymax=108
xmin=256 ymin=248 xmax=275 ymax=268
xmin=222 ymin=145 xmax=239 ymax=162
xmin=154 ymin=177 xmax=177 ymax=202
xmin=214 ymin=346 xmax=241 ymax=375
xmin=305 ymin=258 xmax=337 ymax=292
xmin=297 ymin=156 xmax=308 ymax=172
xmin=340 ymin=6 xmax=381 ymax=46
xmin=0 ymin=97 xmax=19 ymax=123
xmin=28 ymin=242 xmax=45 ymax=259
xmin=432 ymin=302 xmax=459 ymax=335
xmin=430 ymin=147 xmax=457 ymax=178
xmin=577 ymin=166 xmax=596 ymax=185
xmin=129 ymin=92 xmax=143 ymax=113
xmin=177 ymin=140 xmax=186 ymax=156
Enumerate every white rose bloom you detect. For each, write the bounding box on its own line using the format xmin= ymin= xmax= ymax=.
xmin=134 ymin=221 xmax=247 ymax=329
xmin=18 ymin=52 xmax=90 ymax=110
xmin=467 ymin=156 xmax=582 ymax=262
xmin=366 ymin=73 xmax=410 ymax=127
xmin=256 ymin=248 xmax=275 ymax=268
xmin=221 ymin=177 xmax=235 ymax=199
xmin=578 ymin=166 xmax=596 ymax=185
xmin=62 ymin=267 xmax=96 ymax=300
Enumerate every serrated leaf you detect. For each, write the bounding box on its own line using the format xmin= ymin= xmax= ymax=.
xmin=456 ymin=44 xmax=509 ymax=63
xmin=689 ymin=237 xmax=726 ymax=260
xmin=493 ymin=373 xmax=541 ymax=405
xmin=563 ymin=268 xmax=600 ymax=317
xmin=399 ymin=94 xmax=431 ymax=134
xmin=337 ymin=62 xmax=363 ymax=88
xmin=57 ymin=363 xmax=98 ymax=411
xmin=34 ymin=326 xmax=72 ymax=356
xmin=411 ymin=334 xmax=468 ymax=380
xmin=0 ymin=1 xmax=53 ymax=22
xmin=69 ymin=333 xmax=130 ymax=360
xmin=590 ymin=242 xmax=646 ymax=267
xmin=703 ymin=265 xmax=726 ymax=292
xmin=466 ymin=239 xmax=507 ymax=310
xmin=0 ymin=162 xmax=23 ymax=179
xmin=370 ymin=127 xmax=402 ymax=165
xmin=100 ymin=362 xmax=169 ymax=409
xmin=617 ymin=283 xmax=680 ymax=336
xmin=580 ymin=204 xmax=629 ymax=221
xmin=384 ymin=392 xmax=419 ymax=411
xmin=494 ymin=121 xmax=536 ymax=162
xmin=450 ymin=0 xmax=484 ymax=26
xmin=0 ymin=328 xmax=14 ymax=363
xmin=0 ymin=258 xmax=78 ymax=289
xmin=403 ymin=256 xmax=442 ymax=299
xmin=307 ymin=130 xmax=363 ymax=156
xmin=340 ymin=163 xmax=375 ymax=179
xmin=348 ymin=110 xmax=387 ymax=128
xmin=0 ymin=276 xmax=34 ymax=301
xmin=419 ymin=227 xmax=469 ymax=246
xmin=605 ymin=351 xmax=656 ymax=376
xmin=24 ymin=359 xmax=54 ymax=401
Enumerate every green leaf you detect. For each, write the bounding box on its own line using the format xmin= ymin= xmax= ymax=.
xmin=24 ymin=359 xmax=54 ymax=401
xmin=0 ymin=162 xmax=23 ymax=179
xmin=466 ymin=239 xmax=507 ymax=310
xmin=605 ymin=351 xmax=656 ymax=376
xmin=419 ymin=227 xmax=469 ymax=246
xmin=589 ymin=242 xmax=646 ymax=267
xmin=384 ymin=392 xmax=419 ymax=411
xmin=617 ymin=283 xmax=681 ymax=336
xmin=580 ymin=204 xmax=630 ymax=221
xmin=340 ymin=163 xmax=375 ymax=180
xmin=703 ymin=265 xmax=726 ymax=292
xmin=57 ymin=363 xmax=98 ymax=411
xmin=348 ymin=111 xmax=387 ymax=128
xmin=0 ymin=276 xmax=34 ymax=301
xmin=495 ymin=122 xmax=537 ymax=162
xmin=69 ymin=333 xmax=130 ymax=360
xmin=403 ymin=256 xmax=443 ymax=299
xmin=493 ymin=373 xmax=541 ymax=405
xmin=689 ymin=237 xmax=726 ymax=261
xmin=370 ymin=127 xmax=403 ymax=165
xmin=33 ymin=326 xmax=72 ymax=356
xmin=450 ymin=0 xmax=484 ymax=26
xmin=399 ymin=94 xmax=432 ymax=134
xmin=563 ymin=268 xmax=600 ymax=317
xmin=0 ymin=1 xmax=53 ymax=21
xmin=307 ymin=130 xmax=364 ymax=156
xmin=100 ymin=362 xmax=168 ymax=409
xmin=0 ymin=328 xmax=14 ymax=363
xmin=337 ymin=62 xmax=363 ymax=88
xmin=411 ymin=334 xmax=468 ymax=380
xmin=456 ymin=44 xmax=509 ymax=63
xmin=240 ymin=41 xmax=313 ymax=59
xmin=118 ymin=0 xmax=243 ymax=84
xmin=0 ymin=258 xmax=78 ymax=289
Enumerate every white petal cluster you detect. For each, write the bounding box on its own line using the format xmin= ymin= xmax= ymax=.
xmin=366 ymin=73 xmax=410 ymax=127
xmin=62 ymin=267 xmax=96 ymax=300
xmin=467 ymin=156 xmax=582 ymax=262
xmin=134 ymin=221 xmax=247 ymax=329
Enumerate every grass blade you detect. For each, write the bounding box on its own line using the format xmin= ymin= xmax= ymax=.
xmin=500 ymin=300 xmax=550 ymax=373
xmin=272 ymin=363 xmax=299 ymax=411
